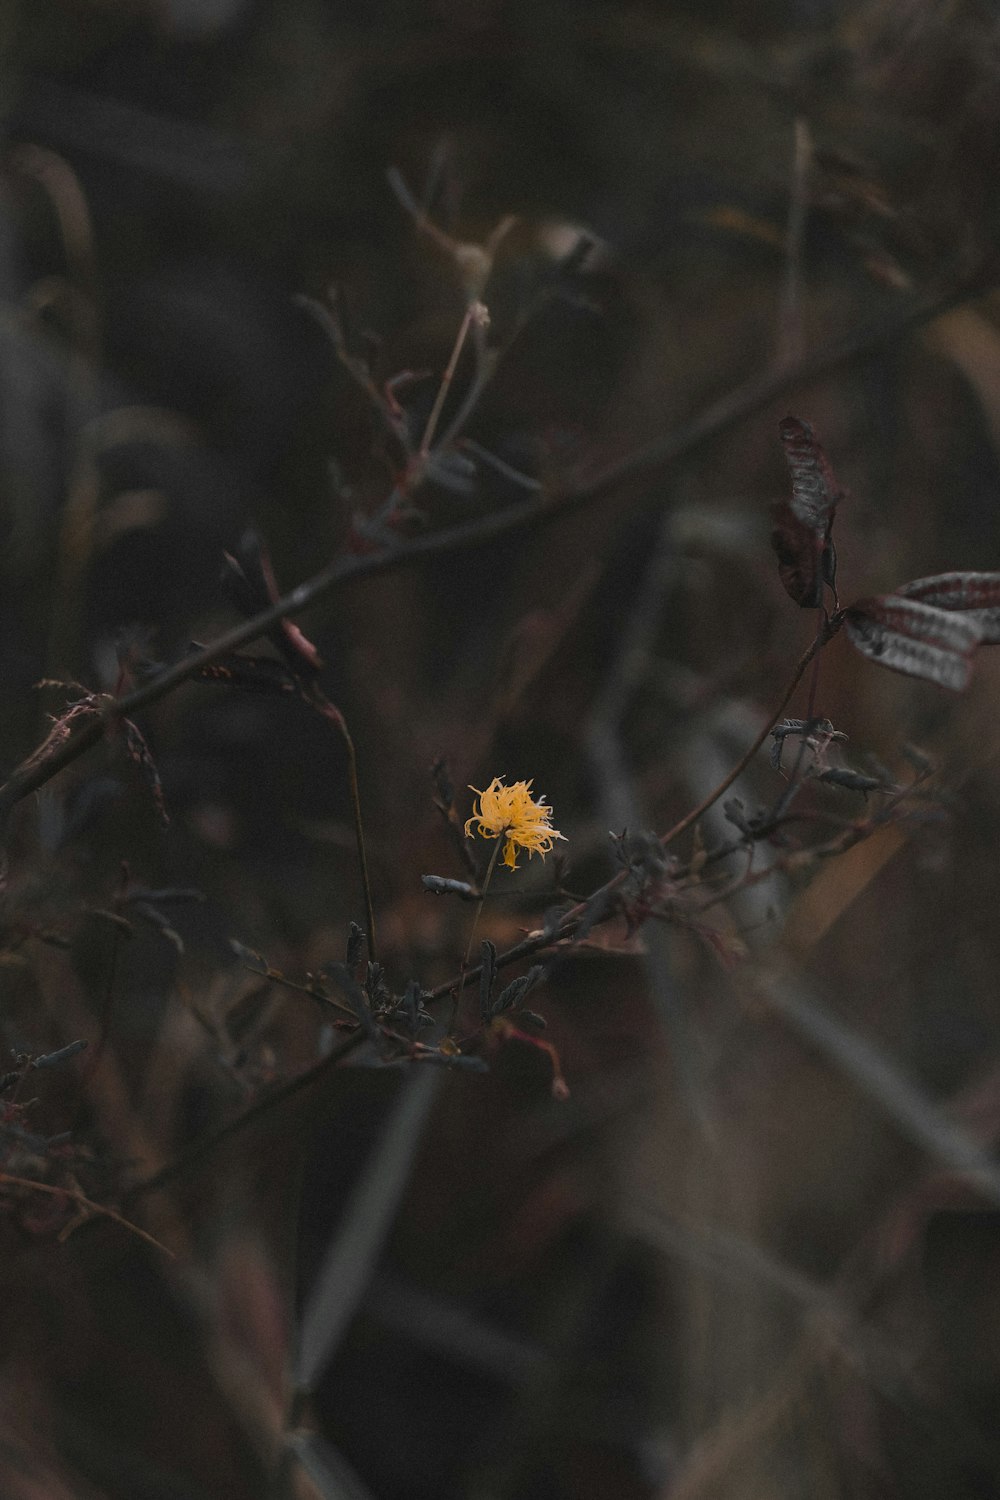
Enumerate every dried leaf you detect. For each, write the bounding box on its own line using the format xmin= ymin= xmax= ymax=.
xmin=814 ymin=767 xmax=891 ymax=794
xmin=897 ymin=571 xmax=1000 ymax=644
xmin=345 ymin=921 xmax=366 ymax=973
xmin=778 ymin=415 xmax=843 ymax=533
xmin=491 ymin=963 xmax=545 ymax=1018
xmin=844 ymin=595 xmax=984 ymax=690
xmin=122 ymin=718 xmax=169 ymax=824
xmin=191 ymin=648 xmax=299 ymax=695
xmin=478 ymin=939 xmax=498 ymax=1022
xmin=772 ymin=417 xmax=842 ymax=607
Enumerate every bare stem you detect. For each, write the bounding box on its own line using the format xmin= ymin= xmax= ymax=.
xmin=0 ymin=1171 xmax=175 ymax=1257
xmin=657 ymin=624 xmax=832 ymax=851
xmin=419 ymin=302 xmax=475 ymax=457
xmin=342 ymin=722 xmax=378 ymax=965
xmin=0 ymin=269 xmax=987 ymax=836
xmin=311 ymin=694 xmax=378 ymax=965
xmin=452 ymin=837 xmax=503 ymax=1035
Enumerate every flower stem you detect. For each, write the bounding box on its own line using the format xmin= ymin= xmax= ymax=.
xmin=451 ymin=836 xmax=503 ymax=1034
xmin=312 ymin=693 xmax=378 ymax=964
xmin=342 ymin=723 xmax=378 ymax=965
xmin=419 ymin=303 xmax=475 ymax=457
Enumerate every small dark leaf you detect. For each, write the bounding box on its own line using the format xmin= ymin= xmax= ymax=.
xmin=421 ymin=875 xmax=477 ymax=898
xmin=722 ymin=797 xmax=753 ymax=836
xmin=365 ymin=961 xmax=390 ymax=1011
xmin=491 ymin=963 xmax=545 ymax=1018
xmin=770 ymin=503 xmax=826 ymax=607
xmin=191 ymin=647 xmax=299 ymax=695
xmin=517 ymin=1010 xmax=547 ymax=1032
xmin=897 ymin=571 xmax=1000 ymax=644
xmin=325 ymin=962 xmax=378 ymax=1040
xmin=402 ymin=979 xmax=422 ymax=1037
xmin=346 ymin=921 xmax=366 ymax=973
xmin=772 ymin=416 xmax=842 ymax=607
xmin=32 ymin=1040 xmax=87 ymax=1071
xmin=815 ymin=768 xmax=891 ymax=794
xmin=122 ymin=718 xmax=169 ymax=824
xmin=478 ymin=940 xmax=498 ymax=1023
xmin=845 ymin=595 xmax=984 ymax=691
xmin=778 ymin=415 xmax=842 ymax=533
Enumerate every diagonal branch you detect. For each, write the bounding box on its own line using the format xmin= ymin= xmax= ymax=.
xmin=1 ymin=268 xmax=991 ymax=836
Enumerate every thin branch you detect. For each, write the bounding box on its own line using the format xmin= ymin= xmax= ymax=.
xmin=0 ymin=271 xmax=990 ymax=834
xmin=126 ymin=1028 xmax=367 ymax=1205
xmin=0 ymin=1171 xmax=175 ymax=1257
xmin=657 ymin=613 xmax=837 ymax=851
xmin=427 ymin=616 xmax=842 ymax=1004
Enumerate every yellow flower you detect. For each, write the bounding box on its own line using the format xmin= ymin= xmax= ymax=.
xmin=464 ymin=776 xmax=566 ymax=870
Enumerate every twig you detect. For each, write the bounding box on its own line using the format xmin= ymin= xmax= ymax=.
xmin=126 ymin=1027 xmax=367 ymax=1205
xmin=657 ymin=618 xmax=837 ymax=850
xmin=309 ymin=694 xmax=379 ymax=963
xmin=427 ymin=616 xmax=842 ymax=1004
xmin=0 ymin=1170 xmax=175 ymax=1257
xmin=0 ymin=272 xmax=990 ymax=835
xmin=419 ymin=301 xmax=477 ymax=456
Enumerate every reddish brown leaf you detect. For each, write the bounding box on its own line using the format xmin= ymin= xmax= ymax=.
xmin=772 ymin=417 xmax=842 ymax=607
xmin=778 ymin=416 xmax=842 ymax=534
xmin=897 ymin=571 xmax=1000 ymax=644
xmin=122 ymin=718 xmax=169 ymax=824
xmin=771 ymin=502 xmax=828 ymax=608
xmin=844 ymin=595 xmax=984 ymax=691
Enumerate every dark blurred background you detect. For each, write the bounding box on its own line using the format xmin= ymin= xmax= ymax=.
xmin=5 ymin=1 xmax=1000 ymax=1496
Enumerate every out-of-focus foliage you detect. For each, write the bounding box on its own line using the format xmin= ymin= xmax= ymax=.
xmin=5 ymin=1 xmax=1000 ymax=1497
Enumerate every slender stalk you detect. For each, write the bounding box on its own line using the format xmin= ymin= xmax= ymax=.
xmin=0 ymin=1171 xmax=174 ymax=1257
xmin=310 ymin=694 xmax=378 ymax=964
xmin=126 ymin=1028 xmax=367 ymax=1205
xmin=452 ymin=837 xmax=503 ymax=1034
xmin=341 ymin=722 xmax=378 ymax=964
xmin=419 ymin=302 xmax=475 ymax=456
xmin=769 ymin=606 xmax=826 ymax=823
xmin=657 ymin=622 xmax=834 ymax=851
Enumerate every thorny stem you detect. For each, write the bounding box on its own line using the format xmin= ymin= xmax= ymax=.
xmin=0 ymin=270 xmax=987 ymax=833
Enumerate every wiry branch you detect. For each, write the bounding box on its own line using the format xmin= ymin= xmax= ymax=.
xmin=0 ymin=268 xmax=990 ymax=838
